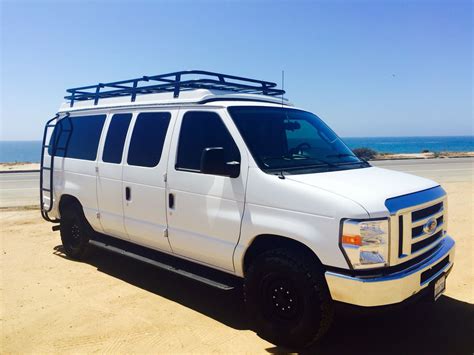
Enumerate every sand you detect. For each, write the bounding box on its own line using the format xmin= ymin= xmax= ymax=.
xmin=1 ymin=183 xmax=473 ymax=353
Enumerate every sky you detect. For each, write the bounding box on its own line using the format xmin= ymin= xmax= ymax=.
xmin=0 ymin=0 xmax=472 ymax=140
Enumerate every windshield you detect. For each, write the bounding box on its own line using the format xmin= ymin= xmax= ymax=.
xmin=228 ymin=106 xmax=368 ymax=174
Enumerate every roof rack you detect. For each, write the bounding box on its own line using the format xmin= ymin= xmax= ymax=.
xmin=65 ymin=70 xmax=285 ymax=107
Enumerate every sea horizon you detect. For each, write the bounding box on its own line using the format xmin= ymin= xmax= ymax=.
xmin=1 ymin=135 xmax=473 ymax=163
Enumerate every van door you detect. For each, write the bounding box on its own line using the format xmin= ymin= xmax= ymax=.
xmin=97 ymin=113 xmax=132 ymax=239
xmin=122 ymin=110 xmax=174 ymax=252
xmin=166 ymin=109 xmax=248 ymax=271
xmin=51 ymin=113 xmax=106 ymax=232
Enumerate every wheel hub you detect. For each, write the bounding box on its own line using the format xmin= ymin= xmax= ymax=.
xmin=70 ymin=223 xmax=81 ymax=247
xmin=272 ymin=286 xmax=295 ymax=312
xmin=263 ymin=278 xmax=300 ymax=321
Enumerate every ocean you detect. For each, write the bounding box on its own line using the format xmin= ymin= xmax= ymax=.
xmin=1 ymin=141 xmax=43 ymax=163
xmin=342 ymin=136 xmax=474 ymax=154
xmin=0 ymin=136 xmax=473 ymax=163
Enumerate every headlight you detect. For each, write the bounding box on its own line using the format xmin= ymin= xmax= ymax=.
xmin=341 ymin=218 xmax=389 ymax=269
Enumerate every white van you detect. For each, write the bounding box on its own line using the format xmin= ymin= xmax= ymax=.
xmin=41 ymin=70 xmax=455 ymax=348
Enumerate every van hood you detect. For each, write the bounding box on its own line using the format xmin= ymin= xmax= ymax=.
xmin=285 ymin=166 xmax=438 ymax=217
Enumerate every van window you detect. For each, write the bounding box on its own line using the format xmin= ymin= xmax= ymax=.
xmin=102 ymin=113 xmax=132 ymax=164
xmin=127 ymin=112 xmax=171 ymax=167
xmin=176 ymin=111 xmax=240 ymax=172
xmin=49 ymin=114 xmax=106 ymax=161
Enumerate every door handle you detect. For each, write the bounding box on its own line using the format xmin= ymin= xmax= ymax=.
xmin=168 ymin=193 xmax=175 ymax=209
xmin=125 ymin=186 xmax=131 ymax=201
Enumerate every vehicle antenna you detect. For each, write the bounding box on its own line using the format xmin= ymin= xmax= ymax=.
xmin=281 ymin=70 xmax=285 ymax=107
xmin=279 ymin=69 xmax=286 ymax=179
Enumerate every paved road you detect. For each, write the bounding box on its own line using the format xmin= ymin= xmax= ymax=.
xmin=0 ymin=158 xmax=472 ymax=208
xmin=0 ymin=172 xmax=40 ymax=208
xmin=371 ymin=157 xmax=473 ymax=183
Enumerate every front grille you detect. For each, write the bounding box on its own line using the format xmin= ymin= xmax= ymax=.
xmin=412 ymin=215 xmax=444 ymax=238
xmin=412 ymin=202 xmax=443 ymax=221
xmin=412 ymin=224 xmax=423 ymax=237
xmin=420 ymin=256 xmax=449 ymax=284
xmin=412 ymin=230 xmax=443 ymax=253
xmin=398 ymin=215 xmax=404 ymax=256
xmin=387 ymin=187 xmax=447 ymax=265
xmin=405 ymin=200 xmax=445 ymax=256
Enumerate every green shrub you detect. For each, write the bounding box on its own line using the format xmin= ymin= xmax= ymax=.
xmin=352 ymin=147 xmax=378 ymax=160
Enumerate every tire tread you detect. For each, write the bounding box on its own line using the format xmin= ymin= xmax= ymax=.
xmin=244 ymin=248 xmax=333 ymax=348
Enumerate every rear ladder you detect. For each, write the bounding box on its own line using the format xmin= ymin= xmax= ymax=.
xmin=40 ymin=112 xmax=72 ymax=222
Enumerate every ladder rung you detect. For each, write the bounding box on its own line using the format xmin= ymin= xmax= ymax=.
xmin=43 ymin=145 xmax=50 ymax=148
xmin=42 ymin=188 xmax=51 ymax=192
xmin=42 ymin=167 xmax=51 ymax=170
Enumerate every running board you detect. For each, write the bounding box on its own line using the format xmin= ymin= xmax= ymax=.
xmin=88 ymin=237 xmax=237 ymax=291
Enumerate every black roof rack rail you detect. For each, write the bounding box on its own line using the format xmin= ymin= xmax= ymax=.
xmin=65 ymin=70 xmax=285 ymax=107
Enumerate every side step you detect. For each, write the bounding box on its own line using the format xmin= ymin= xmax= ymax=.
xmin=88 ymin=234 xmax=239 ymax=291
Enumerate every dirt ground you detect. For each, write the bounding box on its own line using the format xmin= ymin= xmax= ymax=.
xmin=1 ymin=181 xmax=473 ymax=354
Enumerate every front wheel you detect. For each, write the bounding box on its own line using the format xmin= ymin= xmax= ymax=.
xmin=60 ymin=204 xmax=91 ymax=260
xmin=244 ymin=248 xmax=334 ymax=349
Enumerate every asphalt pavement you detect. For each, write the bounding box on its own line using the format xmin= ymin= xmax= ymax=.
xmin=0 ymin=158 xmax=472 ymax=208
xmin=371 ymin=157 xmax=473 ymax=183
xmin=0 ymin=171 xmax=40 ymax=208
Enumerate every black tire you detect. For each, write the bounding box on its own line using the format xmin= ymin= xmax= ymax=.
xmin=60 ymin=203 xmax=91 ymax=260
xmin=244 ymin=248 xmax=334 ymax=349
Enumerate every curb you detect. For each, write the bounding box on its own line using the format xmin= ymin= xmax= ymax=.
xmin=0 ymin=170 xmax=40 ymax=174
xmin=0 ymin=205 xmax=39 ymax=211
xmin=370 ymin=156 xmax=474 ymax=162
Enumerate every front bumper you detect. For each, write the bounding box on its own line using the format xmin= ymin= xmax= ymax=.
xmin=325 ymin=236 xmax=455 ymax=307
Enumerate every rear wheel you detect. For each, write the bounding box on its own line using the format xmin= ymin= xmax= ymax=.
xmin=60 ymin=204 xmax=91 ymax=260
xmin=244 ymin=248 xmax=333 ymax=349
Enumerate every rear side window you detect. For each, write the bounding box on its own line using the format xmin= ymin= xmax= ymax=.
xmin=102 ymin=113 xmax=132 ymax=164
xmin=127 ymin=112 xmax=171 ymax=167
xmin=176 ymin=111 xmax=240 ymax=172
xmin=49 ymin=114 xmax=106 ymax=160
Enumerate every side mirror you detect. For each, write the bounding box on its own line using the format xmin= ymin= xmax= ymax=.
xmin=200 ymin=147 xmax=240 ymax=178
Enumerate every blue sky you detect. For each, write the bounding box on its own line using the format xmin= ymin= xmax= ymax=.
xmin=1 ymin=0 xmax=472 ymax=140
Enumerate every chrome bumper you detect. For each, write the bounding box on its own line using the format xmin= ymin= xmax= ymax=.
xmin=325 ymin=236 xmax=455 ymax=307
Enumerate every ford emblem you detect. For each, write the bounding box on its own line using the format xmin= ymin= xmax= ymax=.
xmin=423 ymin=218 xmax=438 ymax=234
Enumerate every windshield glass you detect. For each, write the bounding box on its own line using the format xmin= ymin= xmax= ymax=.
xmin=228 ymin=106 xmax=367 ymax=174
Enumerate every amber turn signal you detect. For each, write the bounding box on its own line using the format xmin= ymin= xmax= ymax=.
xmin=342 ymin=235 xmax=362 ymax=246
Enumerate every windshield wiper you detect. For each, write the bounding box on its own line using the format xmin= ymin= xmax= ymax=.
xmin=325 ymin=153 xmax=370 ymax=166
xmin=263 ymin=155 xmax=337 ymax=168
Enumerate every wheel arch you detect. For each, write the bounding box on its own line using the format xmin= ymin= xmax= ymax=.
xmin=58 ymin=194 xmax=97 ymax=235
xmin=58 ymin=194 xmax=83 ymax=216
xmin=242 ymin=234 xmax=324 ymax=276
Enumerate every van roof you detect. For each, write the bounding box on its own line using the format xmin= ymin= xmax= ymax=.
xmin=59 ymin=70 xmax=291 ymax=112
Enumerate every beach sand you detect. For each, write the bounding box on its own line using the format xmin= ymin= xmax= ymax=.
xmin=1 ymin=171 xmax=473 ymax=353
